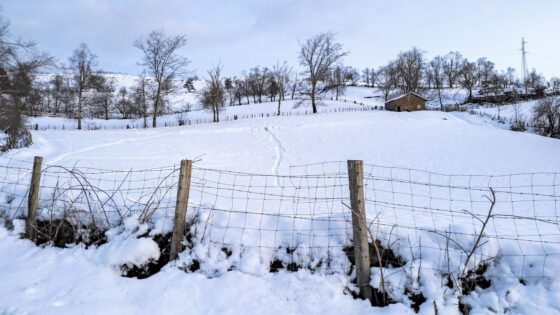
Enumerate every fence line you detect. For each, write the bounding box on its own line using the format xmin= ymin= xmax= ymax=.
xmin=1 ymin=156 xmax=559 ymax=298
xmin=27 ymin=98 xmax=382 ymax=131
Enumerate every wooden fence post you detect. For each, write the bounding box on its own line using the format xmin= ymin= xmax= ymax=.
xmin=170 ymin=159 xmax=193 ymax=260
xmin=347 ymin=160 xmax=373 ymax=303
xmin=26 ymin=156 xmax=43 ymax=241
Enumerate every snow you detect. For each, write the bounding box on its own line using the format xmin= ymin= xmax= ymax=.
xmin=474 ymin=100 xmax=539 ymax=123
xmin=0 ymin=224 xmax=388 ymax=315
xmin=16 ymin=108 xmax=560 ymax=174
xmin=2 ymin=97 xmax=560 ymax=314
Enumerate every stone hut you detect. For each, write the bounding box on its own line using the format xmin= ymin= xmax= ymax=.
xmin=384 ymin=92 xmax=427 ymax=112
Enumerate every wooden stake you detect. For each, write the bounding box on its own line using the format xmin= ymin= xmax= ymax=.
xmin=347 ymin=160 xmax=373 ymax=303
xmin=26 ymin=156 xmax=43 ymax=240
xmin=170 ymin=160 xmax=192 ymax=260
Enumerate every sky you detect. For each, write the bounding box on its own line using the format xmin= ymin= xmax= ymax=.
xmin=3 ymin=0 xmax=560 ymax=79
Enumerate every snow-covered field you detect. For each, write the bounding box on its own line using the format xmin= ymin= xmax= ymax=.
xmin=15 ymin=107 xmax=560 ymax=173
xmin=1 ymin=98 xmax=560 ymax=314
xmin=474 ymin=100 xmax=538 ymax=123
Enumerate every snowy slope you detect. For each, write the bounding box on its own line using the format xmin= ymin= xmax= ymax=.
xmin=14 ymin=109 xmax=560 ymax=174
xmin=474 ymin=100 xmax=539 ymax=122
xmin=2 ymin=100 xmax=560 ymax=314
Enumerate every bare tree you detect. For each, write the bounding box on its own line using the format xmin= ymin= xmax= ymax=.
xmin=344 ymin=66 xmax=360 ymax=86
xmin=49 ymin=74 xmax=66 ymax=115
xmin=247 ymin=66 xmax=268 ymax=103
xmin=299 ymin=32 xmax=347 ymax=113
xmin=476 ymin=57 xmax=495 ymax=88
xmin=115 ymin=86 xmax=135 ymax=119
xmin=505 ymin=67 xmax=517 ymax=88
xmin=362 ymin=68 xmax=372 ymax=87
xmin=0 ymin=97 xmax=31 ymax=151
xmin=367 ymin=68 xmax=379 ymax=88
xmin=184 ymin=76 xmax=196 ymax=92
xmin=550 ymin=77 xmax=560 ymax=94
xmin=0 ymin=15 xmax=49 ymax=149
xmin=378 ymin=63 xmax=398 ymax=101
xmin=272 ymin=62 xmax=291 ymax=115
xmin=69 ymin=43 xmax=97 ymax=130
xmin=362 ymin=67 xmax=379 ymax=87
xmin=442 ymin=51 xmax=463 ymax=88
xmin=328 ymin=65 xmax=346 ymax=101
xmin=395 ymin=47 xmax=424 ymax=93
xmin=134 ymin=30 xmax=189 ymax=127
xmin=510 ymin=103 xmax=527 ymax=132
xmin=527 ymin=68 xmax=545 ymax=90
xmin=133 ymin=73 xmax=149 ymax=128
xmin=232 ymin=77 xmax=245 ymax=105
xmin=533 ymin=97 xmax=560 ymax=138
xmin=458 ymin=60 xmax=479 ymax=101
xmin=224 ymin=77 xmax=234 ymax=105
xmin=201 ymin=65 xmax=225 ymax=122
xmin=90 ymin=73 xmax=114 ymax=120
xmin=429 ymin=56 xmax=445 ymax=110
xmin=290 ymin=73 xmax=299 ymax=100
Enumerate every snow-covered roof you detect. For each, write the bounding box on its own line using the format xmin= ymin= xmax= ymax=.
xmin=385 ymin=92 xmax=428 ymax=104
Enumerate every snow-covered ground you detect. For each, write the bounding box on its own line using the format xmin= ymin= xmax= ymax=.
xmin=474 ymin=100 xmax=539 ymax=123
xmin=2 ymin=98 xmax=560 ymax=314
xmin=0 ymin=224 xmax=390 ymax=314
xmin=15 ymin=108 xmax=560 ymax=173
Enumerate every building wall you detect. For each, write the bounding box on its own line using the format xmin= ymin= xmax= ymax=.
xmin=385 ymin=94 xmax=426 ymax=111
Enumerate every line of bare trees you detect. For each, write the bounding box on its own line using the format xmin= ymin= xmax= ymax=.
xmin=8 ymin=27 xmax=189 ymax=130
xmin=4 ymin=7 xmax=560 ymax=134
xmin=364 ymin=48 xmax=553 ymax=109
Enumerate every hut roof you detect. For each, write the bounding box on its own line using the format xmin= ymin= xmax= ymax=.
xmin=385 ymin=92 xmax=428 ymax=104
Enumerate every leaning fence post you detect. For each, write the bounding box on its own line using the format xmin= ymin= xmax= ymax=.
xmin=26 ymin=156 xmax=43 ymax=241
xmin=170 ymin=159 xmax=193 ymax=260
xmin=347 ymin=160 xmax=373 ymax=303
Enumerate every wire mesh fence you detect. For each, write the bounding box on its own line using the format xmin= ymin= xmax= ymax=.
xmin=0 ymin=156 xmax=559 ymax=284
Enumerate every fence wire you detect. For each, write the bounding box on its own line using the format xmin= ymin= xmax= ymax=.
xmin=0 ymin=157 xmax=559 ymax=282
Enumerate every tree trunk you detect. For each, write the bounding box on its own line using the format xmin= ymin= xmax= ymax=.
xmin=105 ymin=99 xmax=109 ymax=120
xmin=153 ymin=84 xmax=161 ymax=128
xmin=311 ymin=83 xmax=317 ymax=114
xmin=437 ymin=87 xmax=443 ymax=111
xmin=77 ymin=88 xmax=83 ymax=130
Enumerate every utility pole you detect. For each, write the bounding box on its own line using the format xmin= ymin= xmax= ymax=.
xmin=520 ymin=37 xmax=529 ymax=84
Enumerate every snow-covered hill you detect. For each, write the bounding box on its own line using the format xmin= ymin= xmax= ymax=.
xmin=2 ymin=92 xmax=560 ymax=314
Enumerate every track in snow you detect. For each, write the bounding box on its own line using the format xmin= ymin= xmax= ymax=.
xmin=46 ymin=132 xmax=174 ymax=165
xmin=263 ymin=125 xmax=286 ymax=186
